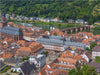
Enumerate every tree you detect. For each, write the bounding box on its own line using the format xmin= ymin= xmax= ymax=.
xmin=68 ymin=64 xmax=97 ymax=75
xmin=58 ymin=24 xmax=61 ymax=29
xmin=86 ymin=67 xmax=97 ymax=75
xmin=86 ymin=47 xmax=90 ymax=51
xmin=1 ymin=1 xmax=100 ymax=23
xmin=54 ymin=32 xmax=57 ymax=36
xmin=93 ymin=27 xmax=100 ymax=35
xmin=42 ymin=51 xmax=48 ymax=56
xmin=6 ymin=73 xmax=10 ymax=75
xmin=90 ymin=42 xmax=97 ymax=51
xmin=95 ymin=56 xmax=100 ymax=63
xmin=9 ymin=6 xmax=14 ymax=14
xmin=68 ymin=69 xmax=76 ymax=75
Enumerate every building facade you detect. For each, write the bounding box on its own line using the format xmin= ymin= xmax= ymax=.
xmin=36 ymin=35 xmax=86 ymax=51
xmin=0 ymin=26 xmax=23 ymax=40
xmin=0 ymin=10 xmax=23 ymax=41
xmin=29 ymin=54 xmax=46 ymax=69
xmin=92 ymin=46 xmax=100 ymax=59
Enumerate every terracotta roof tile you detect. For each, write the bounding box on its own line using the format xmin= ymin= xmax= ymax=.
xmin=93 ymin=35 xmax=100 ymax=39
xmin=7 ymin=22 xmax=14 ymax=26
xmin=29 ymin=42 xmax=43 ymax=53
xmin=16 ymin=47 xmax=31 ymax=52
xmin=1 ymin=53 xmax=13 ymax=59
xmin=16 ymin=40 xmax=27 ymax=46
xmin=73 ymin=55 xmax=82 ymax=60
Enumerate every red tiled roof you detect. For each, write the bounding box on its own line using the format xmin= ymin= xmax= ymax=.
xmin=51 ymin=70 xmax=68 ymax=75
xmin=57 ymin=58 xmax=77 ymax=64
xmin=1 ymin=53 xmax=13 ymax=59
xmin=61 ymin=50 xmax=74 ymax=58
xmin=16 ymin=47 xmax=31 ymax=52
xmin=16 ymin=40 xmax=27 ymax=46
xmin=73 ymin=55 xmax=82 ymax=60
xmin=29 ymin=42 xmax=43 ymax=53
xmin=7 ymin=22 xmax=14 ymax=25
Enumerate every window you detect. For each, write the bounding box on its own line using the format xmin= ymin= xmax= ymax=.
xmin=61 ymin=61 xmax=63 ymax=64
xmin=64 ymin=61 xmax=66 ymax=65
xmin=68 ymin=62 xmax=70 ymax=65
xmin=72 ymin=64 xmax=74 ymax=66
xmin=63 ymin=67 xmax=65 ymax=70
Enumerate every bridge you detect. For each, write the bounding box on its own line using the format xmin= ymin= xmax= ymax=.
xmin=61 ymin=25 xmax=90 ymax=33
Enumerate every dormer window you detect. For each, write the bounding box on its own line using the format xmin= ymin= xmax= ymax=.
xmin=63 ymin=67 xmax=65 ymax=70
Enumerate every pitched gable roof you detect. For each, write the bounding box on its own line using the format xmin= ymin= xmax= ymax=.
xmin=0 ymin=26 xmax=23 ymax=35
xmin=20 ymin=61 xmax=37 ymax=75
xmin=0 ymin=61 xmax=6 ymax=69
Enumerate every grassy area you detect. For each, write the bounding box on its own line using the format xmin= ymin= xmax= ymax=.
xmin=6 ymin=73 xmax=10 ymax=75
xmin=0 ymin=66 xmax=11 ymax=73
xmin=95 ymin=56 xmax=100 ymax=63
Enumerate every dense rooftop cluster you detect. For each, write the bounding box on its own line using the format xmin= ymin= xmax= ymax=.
xmin=0 ymin=12 xmax=100 ymax=75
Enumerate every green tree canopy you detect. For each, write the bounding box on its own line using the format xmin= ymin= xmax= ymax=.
xmin=68 ymin=64 xmax=97 ymax=75
xmin=1 ymin=0 xmax=100 ymax=23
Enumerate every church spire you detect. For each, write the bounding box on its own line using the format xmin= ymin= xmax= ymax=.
xmin=1 ymin=9 xmax=7 ymax=23
xmin=0 ymin=9 xmax=7 ymax=28
xmin=1 ymin=9 xmax=5 ymax=18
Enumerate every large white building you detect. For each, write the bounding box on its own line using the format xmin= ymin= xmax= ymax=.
xmin=36 ymin=35 xmax=86 ymax=51
xmin=92 ymin=46 xmax=100 ymax=59
xmin=29 ymin=54 xmax=46 ymax=69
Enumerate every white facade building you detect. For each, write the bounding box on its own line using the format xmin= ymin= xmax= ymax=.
xmin=92 ymin=46 xmax=100 ymax=59
xmin=29 ymin=54 xmax=46 ymax=68
xmin=11 ymin=67 xmax=21 ymax=72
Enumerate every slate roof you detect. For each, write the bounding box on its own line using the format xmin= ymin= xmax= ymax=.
xmin=88 ymin=62 xmax=100 ymax=70
xmin=51 ymin=70 xmax=68 ymax=75
xmin=20 ymin=61 xmax=37 ymax=75
xmin=18 ymin=72 xmax=23 ymax=75
xmin=4 ymin=57 xmax=22 ymax=64
xmin=68 ymin=19 xmax=74 ymax=21
xmin=36 ymin=35 xmax=86 ymax=49
xmin=0 ymin=61 xmax=6 ymax=69
xmin=92 ymin=46 xmax=100 ymax=52
xmin=0 ymin=26 xmax=23 ymax=35
xmin=1 ymin=9 xmax=6 ymax=17
xmin=76 ymin=19 xmax=84 ymax=22
xmin=95 ymin=21 xmax=100 ymax=23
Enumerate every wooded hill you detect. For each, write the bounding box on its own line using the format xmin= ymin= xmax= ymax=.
xmin=1 ymin=0 xmax=100 ymax=24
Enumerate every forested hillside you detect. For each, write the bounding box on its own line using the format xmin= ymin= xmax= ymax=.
xmin=1 ymin=0 xmax=100 ymax=24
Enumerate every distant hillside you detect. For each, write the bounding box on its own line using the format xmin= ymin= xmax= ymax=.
xmin=92 ymin=4 xmax=100 ymax=16
xmin=0 ymin=0 xmax=100 ymax=24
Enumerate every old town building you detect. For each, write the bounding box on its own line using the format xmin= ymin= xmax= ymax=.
xmin=0 ymin=10 xmax=23 ymax=41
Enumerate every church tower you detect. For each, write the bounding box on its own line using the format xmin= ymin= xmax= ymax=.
xmin=0 ymin=9 xmax=7 ymax=28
